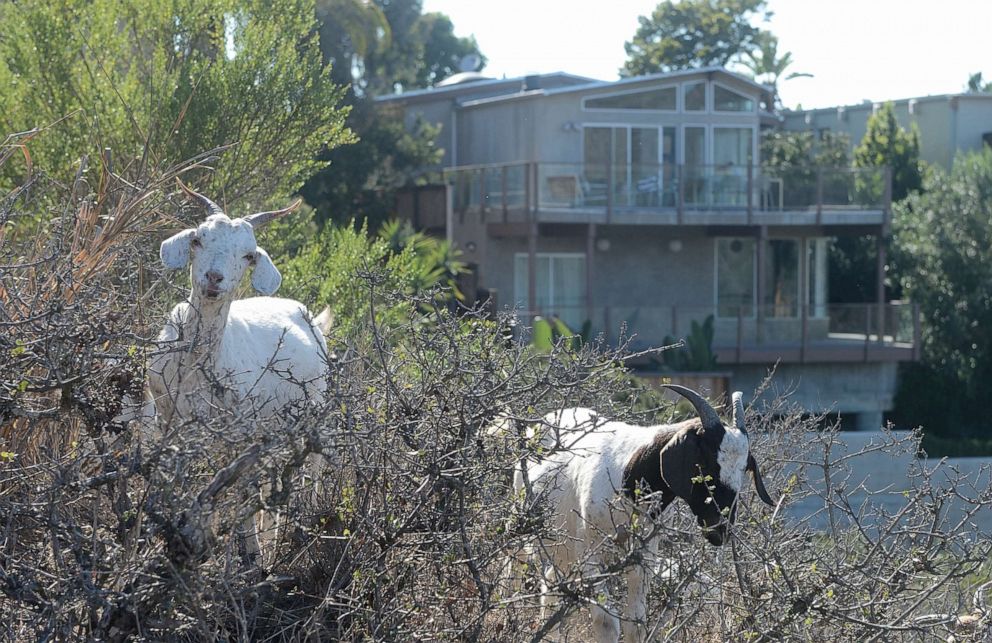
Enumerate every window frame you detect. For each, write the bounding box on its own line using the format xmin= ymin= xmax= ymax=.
xmin=513 ymin=252 xmax=588 ymax=314
xmin=580 ymin=84 xmax=679 ymax=113
xmin=712 ymin=81 xmax=757 ymax=114
xmin=713 ymin=237 xmax=757 ymax=320
xmin=682 ymin=80 xmax=708 ymax=112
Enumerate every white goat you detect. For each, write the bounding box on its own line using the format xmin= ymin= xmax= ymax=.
xmin=513 ymin=385 xmax=775 ymax=643
xmin=147 ymin=181 xmax=330 ymax=566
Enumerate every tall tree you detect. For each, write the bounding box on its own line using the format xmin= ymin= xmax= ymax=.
xmin=303 ymin=0 xmax=484 ymax=228
xmin=890 ymin=149 xmax=992 ymax=443
xmin=316 ymin=0 xmax=392 ymax=90
xmin=622 ymin=0 xmax=770 ymax=76
xmin=854 ymin=102 xmax=923 ymax=202
xmin=0 ymin=0 xmax=350 ymax=207
xmin=966 ymin=71 xmax=992 ymax=93
xmin=741 ymin=32 xmax=811 ymax=109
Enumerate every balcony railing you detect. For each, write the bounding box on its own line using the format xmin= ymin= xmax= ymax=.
xmin=445 ymin=162 xmax=891 ymax=224
xmin=513 ymin=302 xmax=918 ymax=365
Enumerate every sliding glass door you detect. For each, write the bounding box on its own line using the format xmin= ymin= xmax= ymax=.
xmin=584 ymin=126 xmax=674 ymax=207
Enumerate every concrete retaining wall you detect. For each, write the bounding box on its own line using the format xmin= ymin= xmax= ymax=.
xmin=777 ymin=431 xmax=992 ymax=533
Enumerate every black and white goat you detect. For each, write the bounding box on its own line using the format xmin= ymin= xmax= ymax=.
xmin=513 ymin=385 xmax=776 ymax=643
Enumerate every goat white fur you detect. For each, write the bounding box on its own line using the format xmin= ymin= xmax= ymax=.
xmin=513 ymin=386 xmax=774 ymax=643
xmin=148 ymin=183 xmax=329 ymax=565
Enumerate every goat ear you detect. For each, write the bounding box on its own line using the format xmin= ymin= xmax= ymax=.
xmin=251 ymin=247 xmax=282 ymax=295
xmin=747 ymin=453 xmax=776 ymax=506
xmin=160 ymin=229 xmax=195 ymax=270
xmin=660 ymin=432 xmax=703 ymax=501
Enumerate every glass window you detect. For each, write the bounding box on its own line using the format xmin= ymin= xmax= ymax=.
xmin=632 ymin=127 xmax=660 ymax=205
xmin=714 ymin=85 xmax=755 ymax=112
xmin=585 ymin=86 xmax=676 ymax=110
xmin=713 ymin=128 xmax=753 ymax=166
xmin=717 ymin=238 xmax=755 ymax=317
xmin=583 ymin=127 xmax=612 ymax=196
xmin=684 ymin=127 xmax=706 ymax=205
xmin=515 ymin=254 xmax=587 ymax=329
xmin=684 ymin=81 xmax=706 ymax=111
xmin=765 ymin=239 xmax=799 ymax=318
xmin=684 ymin=127 xmax=705 ymax=166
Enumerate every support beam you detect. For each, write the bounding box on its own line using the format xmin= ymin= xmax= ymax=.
xmin=876 ymin=232 xmax=887 ymax=345
xmin=755 ymin=226 xmax=767 ymax=344
xmin=799 ymin=236 xmax=808 ymax=363
xmin=528 ymin=221 xmax=537 ymax=317
xmin=586 ymin=223 xmax=596 ymax=323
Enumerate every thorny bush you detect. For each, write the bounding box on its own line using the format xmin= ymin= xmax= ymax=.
xmin=2 ymin=138 xmax=992 ymax=641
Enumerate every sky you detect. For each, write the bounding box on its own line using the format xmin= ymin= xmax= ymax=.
xmin=420 ymin=0 xmax=992 ymax=110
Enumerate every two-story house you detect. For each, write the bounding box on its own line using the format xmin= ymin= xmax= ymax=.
xmin=381 ymin=68 xmax=918 ymax=430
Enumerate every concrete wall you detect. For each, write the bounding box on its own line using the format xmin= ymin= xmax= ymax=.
xmin=779 ymin=431 xmax=992 ymax=533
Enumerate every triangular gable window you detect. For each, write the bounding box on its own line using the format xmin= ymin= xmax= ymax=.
xmin=714 ymin=85 xmax=755 ymax=112
xmin=585 ymin=86 xmax=676 ymax=111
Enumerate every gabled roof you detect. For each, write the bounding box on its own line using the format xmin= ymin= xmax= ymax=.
xmin=545 ymin=66 xmax=770 ymax=96
xmin=375 ymin=72 xmax=599 ymax=104
xmin=455 ymin=66 xmax=772 ymax=109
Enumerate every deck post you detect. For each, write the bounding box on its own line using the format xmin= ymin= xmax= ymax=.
xmin=677 ymin=164 xmax=685 ymax=224
xmin=755 ymin=227 xmax=767 ymax=345
xmin=501 ymin=165 xmax=508 ymax=220
xmin=586 ymin=223 xmax=596 ymax=324
xmin=912 ymin=303 xmax=922 ymax=361
xmin=876 ymin=229 xmax=887 ymax=345
xmin=863 ymin=305 xmax=872 ymax=362
xmin=746 ymin=163 xmax=754 ymax=224
xmin=527 ymin=176 xmax=538 ymax=319
xmin=606 ymin=151 xmax=614 ymax=223
xmin=816 ymin=167 xmax=824 ymax=225
xmin=801 ymin=303 xmax=809 ymax=363
xmin=736 ymin=307 xmax=743 ymax=364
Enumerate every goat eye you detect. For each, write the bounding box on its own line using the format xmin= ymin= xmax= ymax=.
xmin=190 ymin=238 xmax=201 ymax=248
xmin=244 ymin=253 xmax=255 ymax=262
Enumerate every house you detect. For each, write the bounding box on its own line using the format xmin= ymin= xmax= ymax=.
xmin=783 ymin=93 xmax=992 ymax=170
xmin=380 ymin=68 xmax=919 ymax=430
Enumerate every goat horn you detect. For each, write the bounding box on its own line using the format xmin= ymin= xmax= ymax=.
xmin=242 ymin=199 xmax=303 ymax=228
xmin=662 ymin=384 xmax=722 ymax=430
xmin=731 ymin=391 xmax=747 ymax=434
xmin=176 ymin=178 xmax=225 ymax=217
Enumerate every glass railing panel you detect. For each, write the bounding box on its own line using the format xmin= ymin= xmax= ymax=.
xmin=504 ymin=164 xmax=527 ymax=209
xmin=538 ymin=163 xmax=590 ymax=209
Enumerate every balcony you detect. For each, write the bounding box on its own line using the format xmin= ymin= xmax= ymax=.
xmin=515 ymin=302 xmax=918 ymax=365
xmin=445 ymin=162 xmax=891 ymax=228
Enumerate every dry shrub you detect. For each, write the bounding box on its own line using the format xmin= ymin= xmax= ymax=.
xmin=2 ymin=140 xmax=992 ymax=642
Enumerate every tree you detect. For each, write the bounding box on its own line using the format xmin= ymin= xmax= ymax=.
xmin=760 ymin=129 xmax=849 ymax=208
xmin=890 ymin=149 xmax=992 ymax=442
xmin=622 ymin=0 xmax=770 ymax=76
xmin=966 ymin=71 xmax=992 ymax=93
xmin=0 ymin=0 xmax=351 ymax=207
xmin=303 ymin=0 xmax=484 ymax=228
xmin=854 ymin=102 xmax=923 ymax=203
xmin=316 ymin=0 xmax=392 ymax=90
xmin=759 ymin=130 xmax=886 ymax=304
xmin=740 ymin=32 xmax=811 ymax=109
xmin=278 ymin=219 xmax=464 ymax=342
